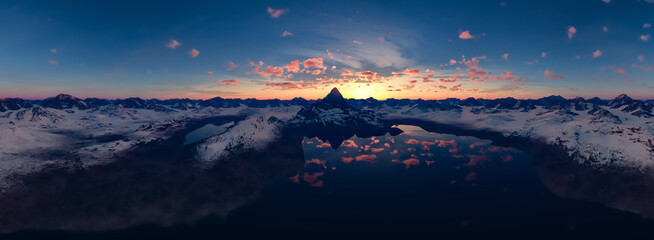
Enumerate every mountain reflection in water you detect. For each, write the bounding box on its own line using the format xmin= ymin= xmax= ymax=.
xmin=4 ymin=123 xmax=654 ymax=239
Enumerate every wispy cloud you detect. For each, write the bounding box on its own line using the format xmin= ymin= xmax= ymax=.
xmin=267 ymin=7 xmax=288 ymax=18
xmin=188 ymin=48 xmax=199 ymax=58
xmin=593 ymin=49 xmax=602 ymax=58
xmin=568 ymin=26 xmax=577 ymax=39
xmin=166 ymin=40 xmax=181 ymax=49
xmin=544 ymin=70 xmax=564 ymax=80
xmin=218 ymin=79 xmax=238 ymax=86
xmin=282 ymin=30 xmax=293 ymax=37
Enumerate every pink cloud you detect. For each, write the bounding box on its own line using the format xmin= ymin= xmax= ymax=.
xmin=355 ymin=71 xmax=377 ymax=77
xmin=48 ymin=60 xmax=58 ymax=65
xmin=425 ymin=69 xmax=435 ymax=73
xmin=266 ymin=82 xmax=301 ymax=90
xmin=603 ymin=26 xmax=609 ymax=32
xmin=641 ymin=34 xmax=650 ymax=42
xmin=449 ymin=59 xmax=457 ymax=65
xmin=541 ymin=52 xmax=547 ymax=58
xmin=285 ymin=60 xmax=301 ymax=72
xmin=267 ymin=7 xmax=288 ymax=18
xmin=544 ymin=70 xmax=564 ymax=80
xmin=257 ymin=66 xmax=284 ymax=76
xmin=188 ymin=48 xmax=199 ymax=58
xmin=392 ymin=68 xmax=420 ymax=75
xmin=459 ymin=30 xmax=474 ymax=39
xmin=614 ymin=68 xmax=627 ymax=74
xmin=355 ymin=154 xmax=377 ymax=163
xmin=218 ymin=79 xmax=238 ymax=86
xmin=437 ymin=140 xmax=457 ymax=148
xmin=303 ymin=58 xmax=324 ymax=68
xmin=406 ymin=139 xmax=420 ymax=144
xmin=638 ymin=55 xmax=645 ymax=62
xmin=353 ymin=40 xmax=362 ymax=44
xmin=341 ymin=70 xmax=354 ymax=76
xmin=282 ymin=30 xmax=293 ymax=37
xmin=401 ymin=158 xmax=420 ymax=168
xmin=593 ymin=49 xmax=602 ymax=58
xmin=50 ymin=48 xmax=57 ymax=54
xmin=207 ymin=72 xmax=213 ymax=77
xmin=464 ymin=155 xmax=490 ymax=167
xmin=166 ymin=40 xmax=181 ymax=49
xmin=568 ymin=26 xmax=577 ymax=39
xmin=502 ymin=53 xmax=509 ymax=60
xmin=228 ymin=62 xmax=238 ymax=68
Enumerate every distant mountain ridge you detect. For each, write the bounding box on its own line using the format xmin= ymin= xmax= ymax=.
xmin=4 ymin=92 xmax=653 ymax=118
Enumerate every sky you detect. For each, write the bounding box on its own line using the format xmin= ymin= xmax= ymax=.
xmin=1 ymin=0 xmax=654 ymax=100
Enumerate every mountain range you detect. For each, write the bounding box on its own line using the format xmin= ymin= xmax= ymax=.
xmin=1 ymin=88 xmax=653 ymax=190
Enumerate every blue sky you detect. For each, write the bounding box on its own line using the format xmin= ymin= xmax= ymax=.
xmin=1 ymin=0 xmax=653 ymax=100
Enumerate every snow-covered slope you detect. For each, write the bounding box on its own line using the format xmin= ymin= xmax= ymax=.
xmin=379 ymin=96 xmax=654 ymax=170
xmin=1 ymin=91 xmax=653 ymax=190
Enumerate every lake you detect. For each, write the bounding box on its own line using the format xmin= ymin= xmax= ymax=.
xmin=4 ymin=123 xmax=654 ymax=239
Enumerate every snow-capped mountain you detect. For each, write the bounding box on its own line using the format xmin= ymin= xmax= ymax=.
xmin=0 ymin=90 xmax=653 ymax=190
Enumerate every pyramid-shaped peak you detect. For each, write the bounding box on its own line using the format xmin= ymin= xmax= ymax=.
xmin=321 ymin=87 xmax=347 ymax=106
xmin=327 ymin=87 xmax=343 ymax=98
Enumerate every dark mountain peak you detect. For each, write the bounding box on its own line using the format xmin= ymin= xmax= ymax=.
xmin=54 ymin=93 xmax=78 ymax=100
xmin=615 ymin=94 xmax=632 ymax=101
xmin=41 ymin=93 xmax=87 ymax=109
xmin=320 ymin=87 xmax=348 ymax=107
xmin=609 ymin=94 xmax=635 ymax=108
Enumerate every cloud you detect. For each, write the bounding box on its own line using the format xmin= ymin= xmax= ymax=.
xmin=542 ymin=52 xmax=548 ymax=58
xmin=641 ymin=34 xmax=650 ymax=42
xmin=400 ymin=158 xmax=420 ymax=168
xmin=228 ymin=62 xmax=238 ymax=68
xmin=425 ymin=69 xmax=435 ymax=73
xmin=341 ymin=70 xmax=354 ymax=76
xmin=218 ymin=79 xmax=238 ymax=86
xmin=568 ymin=26 xmax=577 ymax=39
xmin=592 ymin=49 xmax=603 ymax=58
xmin=544 ymin=70 xmax=564 ymax=80
xmin=260 ymin=66 xmax=284 ymax=76
xmin=392 ymin=68 xmax=420 ymax=75
xmin=207 ymin=72 xmax=213 ymax=77
xmin=50 ymin=49 xmax=56 ymax=54
xmin=353 ymin=40 xmax=362 ymax=45
xmin=355 ymin=71 xmax=377 ymax=77
xmin=188 ymin=49 xmax=199 ymax=58
xmin=601 ymin=0 xmax=611 ymax=3
xmin=502 ymin=53 xmax=509 ymax=60
xmin=614 ymin=68 xmax=627 ymax=74
xmin=266 ymin=82 xmax=300 ymax=90
xmin=464 ymin=155 xmax=489 ymax=167
xmin=303 ymin=58 xmax=324 ymax=68
xmin=267 ymin=7 xmax=288 ymax=18
xmin=638 ymin=55 xmax=645 ymax=62
xmin=459 ymin=30 xmax=474 ymax=39
xmin=645 ymin=23 xmax=652 ymax=29
xmin=285 ymin=60 xmax=301 ymax=72
xmin=166 ymin=40 xmax=181 ymax=49
xmin=282 ymin=30 xmax=293 ymax=37
xmin=355 ymin=154 xmax=377 ymax=163
xmin=406 ymin=139 xmax=420 ymax=144
xmin=48 ymin=60 xmax=58 ymax=65
xmin=603 ymin=26 xmax=609 ymax=32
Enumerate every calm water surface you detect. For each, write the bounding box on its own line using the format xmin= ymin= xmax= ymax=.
xmin=5 ymin=124 xmax=654 ymax=239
